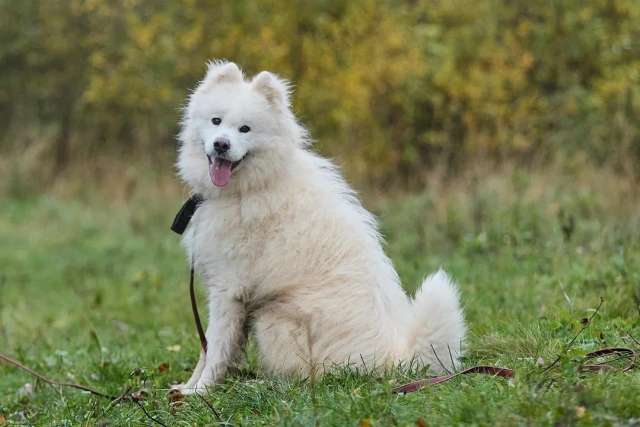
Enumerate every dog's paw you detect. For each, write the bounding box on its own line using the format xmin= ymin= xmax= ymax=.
xmin=170 ymin=382 xmax=208 ymax=396
xmin=192 ymin=377 xmax=218 ymax=395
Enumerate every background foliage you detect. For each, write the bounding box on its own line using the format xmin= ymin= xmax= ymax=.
xmin=1 ymin=0 xmax=639 ymax=188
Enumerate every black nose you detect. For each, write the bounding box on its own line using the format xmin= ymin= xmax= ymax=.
xmin=213 ymin=137 xmax=230 ymax=155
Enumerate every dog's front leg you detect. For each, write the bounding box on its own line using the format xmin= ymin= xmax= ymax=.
xmin=189 ymin=289 xmax=245 ymax=393
xmin=171 ymin=349 xmax=206 ymax=394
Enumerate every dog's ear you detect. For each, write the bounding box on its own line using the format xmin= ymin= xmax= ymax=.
xmin=203 ymin=60 xmax=243 ymax=86
xmin=251 ymin=71 xmax=291 ymax=109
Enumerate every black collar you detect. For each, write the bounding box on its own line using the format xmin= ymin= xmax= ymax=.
xmin=170 ymin=194 xmax=204 ymax=235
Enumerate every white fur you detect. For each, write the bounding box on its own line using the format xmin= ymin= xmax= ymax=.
xmin=173 ymin=61 xmax=466 ymax=394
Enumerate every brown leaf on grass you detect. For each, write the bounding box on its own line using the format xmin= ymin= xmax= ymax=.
xmin=416 ymin=417 xmax=427 ymax=427
xmin=167 ymin=388 xmax=184 ymax=404
xmin=580 ymin=347 xmax=636 ymax=372
xmin=0 ymin=414 xmax=6 ymax=425
xmin=131 ymin=390 xmax=148 ymax=401
xmin=359 ymin=418 xmax=372 ymax=427
xmin=169 ymin=399 xmax=185 ymax=415
xmin=157 ymin=362 xmax=170 ymax=373
xmin=168 ymin=388 xmax=186 ymax=413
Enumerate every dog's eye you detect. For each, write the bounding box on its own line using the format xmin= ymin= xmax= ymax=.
xmin=211 ymin=117 xmax=222 ymax=125
xmin=239 ymin=125 xmax=251 ymax=133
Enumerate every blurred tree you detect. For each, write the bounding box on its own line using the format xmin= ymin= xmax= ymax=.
xmin=0 ymin=0 xmax=638 ymax=183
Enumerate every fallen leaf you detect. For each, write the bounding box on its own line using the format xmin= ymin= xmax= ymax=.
xmin=416 ymin=417 xmax=427 ymax=427
xmin=0 ymin=414 xmax=6 ymax=425
xmin=168 ymin=388 xmax=184 ymax=404
xmin=158 ymin=362 xmax=170 ymax=373
xmin=170 ymin=401 xmax=184 ymax=415
xmin=359 ymin=418 xmax=372 ymax=427
xmin=168 ymin=388 xmax=185 ymax=414
xmin=131 ymin=390 xmax=148 ymax=401
xmin=575 ymin=406 xmax=586 ymax=418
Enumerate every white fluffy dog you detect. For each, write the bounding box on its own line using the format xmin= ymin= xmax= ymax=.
xmin=174 ymin=61 xmax=465 ymax=394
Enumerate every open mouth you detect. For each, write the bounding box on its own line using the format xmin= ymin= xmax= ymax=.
xmin=207 ymin=153 xmax=248 ymax=187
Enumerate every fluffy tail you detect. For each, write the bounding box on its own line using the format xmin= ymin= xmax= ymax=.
xmin=404 ymin=269 xmax=466 ymax=373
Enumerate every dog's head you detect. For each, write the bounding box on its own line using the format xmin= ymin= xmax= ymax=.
xmin=178 ymin=61 xmax=307 ymax=194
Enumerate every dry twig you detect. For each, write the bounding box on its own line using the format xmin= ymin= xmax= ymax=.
xmin=541 ymin=297 xmax=604 ymax=374
xmin=0 ymin=352 xmax=167 ymax=426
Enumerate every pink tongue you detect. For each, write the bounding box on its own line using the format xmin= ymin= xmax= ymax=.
xmin=209 ymin=158 xmax=233 ymax=187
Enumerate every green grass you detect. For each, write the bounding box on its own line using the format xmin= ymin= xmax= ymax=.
xmin=1 ymin=170 xmax=639 ymax=426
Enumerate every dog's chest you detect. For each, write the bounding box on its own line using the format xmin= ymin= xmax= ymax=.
xmin=188 ymin=197 xmax=293 ymax=286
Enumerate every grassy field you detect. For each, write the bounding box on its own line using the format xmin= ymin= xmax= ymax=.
xmin=1 ymin=168 xmax=639 ymax=426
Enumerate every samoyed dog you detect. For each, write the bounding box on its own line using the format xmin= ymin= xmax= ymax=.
xmin=173 ymin=61 xmax=465 ymax=394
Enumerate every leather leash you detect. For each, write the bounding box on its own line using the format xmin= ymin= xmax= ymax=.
xmin=393 ymin=347 xmax=637 ymax=394
xmin=393 ymin=365 xmax=514 ymax=394
xmin=171 ymin=194 xmax=208 ymax=353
